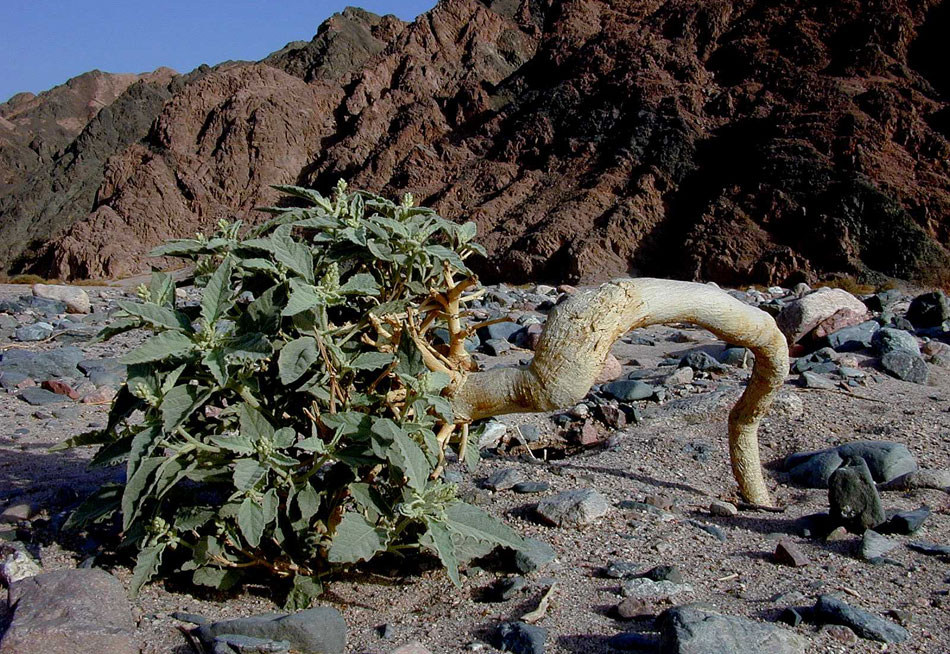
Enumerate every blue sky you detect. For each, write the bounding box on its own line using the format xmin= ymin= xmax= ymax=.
xmin=1 ymin=1 xmax=437 ymax=103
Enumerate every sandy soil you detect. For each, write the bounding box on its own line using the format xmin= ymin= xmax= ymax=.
xmin=1 ymin=281 xmax=949 ymax=654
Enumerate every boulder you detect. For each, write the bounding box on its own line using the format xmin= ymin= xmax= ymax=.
xmin=196 ymin=608 xmax=346 ymax=654
xmin=657 ymin=605 xmax=807 ymax=654
xmin=32 ymin=284 xmax=91 ymax=314
xmin=776 ymin=288 xmax=869 ymax=345
xmin=0 ymin=569 xmax=135 ymax=654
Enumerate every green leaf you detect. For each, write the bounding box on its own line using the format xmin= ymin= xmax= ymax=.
xmin=201 ymin=256 xmax=233 ymax=326
xmin=444 ymin=503 xmax=525 ymax=550
xmin=271 ymin=184 xmax=332 ymax=209
xmin=233 ymin=459 xmax=266 ymax=490
xmin=327 ymin=512 xmax=388 ymax=564
xmin=240 ymin=258 xmax=279 ymax=273
xmin=237 ymin=497 xmax=265 ymax=547
xmin=338 ymin=273 xmax=379 ymax=296
xmin=130 ymin=543 xmax=166 ymax=597
xmin=295 ymin=484 xmax=320 ymax=521
xmin=349 ymin=482 xmax=387 ymax=519
xmin=462 ymin=439 xmax=480 ymax=473
xmin=149 ymin=239 xmax=209 ymax=257
xmin=202 ymin=349 xmax=228 ymax=386
xmin=283 ymin=574 xmax=323 ymax=611
xmin=116 ymin=300 xmax=190 ymax=331
xmin=349 ymin=351 xmax=394 ymax=371
xmin=261 ymin=488 xmax=279 ymax=527
xmin=457 ymin=221 xmax=477 ymax=244
xmin=161 ymin=384 xmax=210 ymax=433
xmin=192 ymin=567 xmax=242 ymax=590
xmin=148 ymin=271 xmax=176 ymax=307
xmin=224 ymin=333 xmax=272 ymax=360
xmin=122 ymin=456 xmax=164 ymax=530
xmin=295 ymin=435 xmax=326 ymax=453
xmin=424 ymin=522 xmax=460 ymax=586
xmin=120 ymin=331 xmax=195 ymax=364
xmin=50 ymin=428 xmax=112 ymax=451
xmin=63 ymin=484 xmax=122 ymax=530
xmin=390 ymin=431 xmax=430 ymax=492
xmin=282 ymin=279 xmax=324 ymax=316
xmin=273 ymin=427 xmax=296 ymax=448
xmin=278 ymin=336 xmax=318 ymax=384
xmin=240 ymin=404 xmax=275 ymax=442
xmin=210 ymin=433 xmax=255 ymax=454
xmin=272 ymin=224 xmax=314 ymax=283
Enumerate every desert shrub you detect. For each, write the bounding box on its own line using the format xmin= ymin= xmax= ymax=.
xmin=62 ymin=181 xmax=523 ymax=607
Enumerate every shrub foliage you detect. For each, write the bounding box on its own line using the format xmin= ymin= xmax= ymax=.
xmin=63 ymin=181 xmax=523 ymax=607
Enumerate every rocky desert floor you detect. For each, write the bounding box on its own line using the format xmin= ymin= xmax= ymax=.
xmin=0 ymin=278 xmax=949 ymax=654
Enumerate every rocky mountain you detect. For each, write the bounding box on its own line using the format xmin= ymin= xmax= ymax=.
xmin=1 ymin=0 xmax=948 ymax=287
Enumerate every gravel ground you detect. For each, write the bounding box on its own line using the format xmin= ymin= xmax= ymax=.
xmin=1 ymin=280 xmax=949 ymax=654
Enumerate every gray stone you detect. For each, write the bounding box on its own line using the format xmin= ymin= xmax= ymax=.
xmin=535 ymin=489 xmax=609 ymax=527
xmin=604 ymin=560 xmax=641 ymax=579
xmin=679 ymin=351 xmax=725 ymax=373
xmin=907 ymin=540 xmax=950 ymax=556
xmin=477 ymin=321 xmax=522 ymax=343
xmin=15 ymin=323 xmax=53 ymax=342
xmin=518 ymin=424 xmax=541 ymax=442
xmin=872 ymin=327 xmax=920 ymax=356
xmin=860 ymin=530 xmax=898 ymax=561
xmin=1 ymin=347 xmax=84 ymax=379
xmin=478 ymin=422 xmax=507 ymax=450
xmin=432 ymin=328 xmax=479 ymax=352
xmin=880 ymin=350 xmax=928 ymax=383
xmin=483 ymin=338 xmax=512 ymax=356
xmin=906 ymin=290 xmax=950 ymax=328
xmin=687 ymin=519 xmax=726 ymax=541
xmin=785 ymin=441 xmax=917 ymax=488
xmin=196 ymin=608 xmax=346 ymax=654
xmin=512 ymin=481 xmax=550 ymax=494
xmin=0 ymin=569 xmax=135 ymax=654
xmin=658 ymin=605 xmax=807 ymax=654
xmin=826 ymin=320 xmax=879 ymax=352
xmin=213 ymin=634 xmax=291 ymax=653
xmin=879 ymin=506 xmax=931 ymax=535
xmin=0 ymin=371 xmax=29 ymax=389
xmin=836 ymin=441 xmax=918 ymax=482
xmin=799 ymin=371 xmax=835 ymax=389
xmin=482 ymin=468 xmax=523 ymax=491
xmin=496 ymin=621 xmax=546 ymax=654
xmin=708 ymin=501 xmax=738 ymax=517
xmin=621 ymin=577 xmax=693 ymax=601
xmin=603 ymin=380 xmax=654 ymax=402
xmin=17 ymin=386 xmax=64 ymax=406
xmin=514 ymin=538 xmax=556 ymax=573
xmin=828 ymin=458 xmax=885 ymax=533
xmin=719 ymin=347 xmax=752 ymax=367
xmin=0 ymin=541 xmax=42 ymax=585
xmin=25 ymin=296 xmax=67 ymax=314
xmin=879 ymin=468 xmax=950 ymax=491
xmin=171 ymin=611 xmax=208 ymax=625
xmin=813 ymin=595 xmax=909 ymax=643
xmin=641 ymin=565 xmax=683 ymax=584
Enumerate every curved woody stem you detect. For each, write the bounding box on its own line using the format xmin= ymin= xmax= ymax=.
xmin=447 ymin=278 xmax=789 ymax=506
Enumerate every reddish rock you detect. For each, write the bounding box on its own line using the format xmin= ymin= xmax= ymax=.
xmin=774 ymin=540 xmax=810 ymax=567
xmin=576 ymin=420 xmax=604 ymax=446
xmin=776 ymin=288 xmax=870 ymax=345
xmin=81 ymin=386 xmax=117 ymax=404
xmin=594 ymin=353 xmax=622 ymax=383
xmin=3 ymin=1 xmax=949 ymax=290
xmin=41 ymin=380 xmax=79 ymax=400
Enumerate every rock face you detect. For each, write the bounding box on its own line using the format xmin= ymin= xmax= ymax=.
xmin=0 ymin=568 xmax=136 ymax=654
xmin=2 ymin=0 xmax=950 ymax=288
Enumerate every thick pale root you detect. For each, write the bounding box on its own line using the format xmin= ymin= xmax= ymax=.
xmin=449 ymin=278 xmax=789 ymax=506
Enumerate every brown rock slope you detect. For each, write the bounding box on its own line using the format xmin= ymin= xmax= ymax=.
xmin=7 ymin=0 xmax=950 ymax=287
